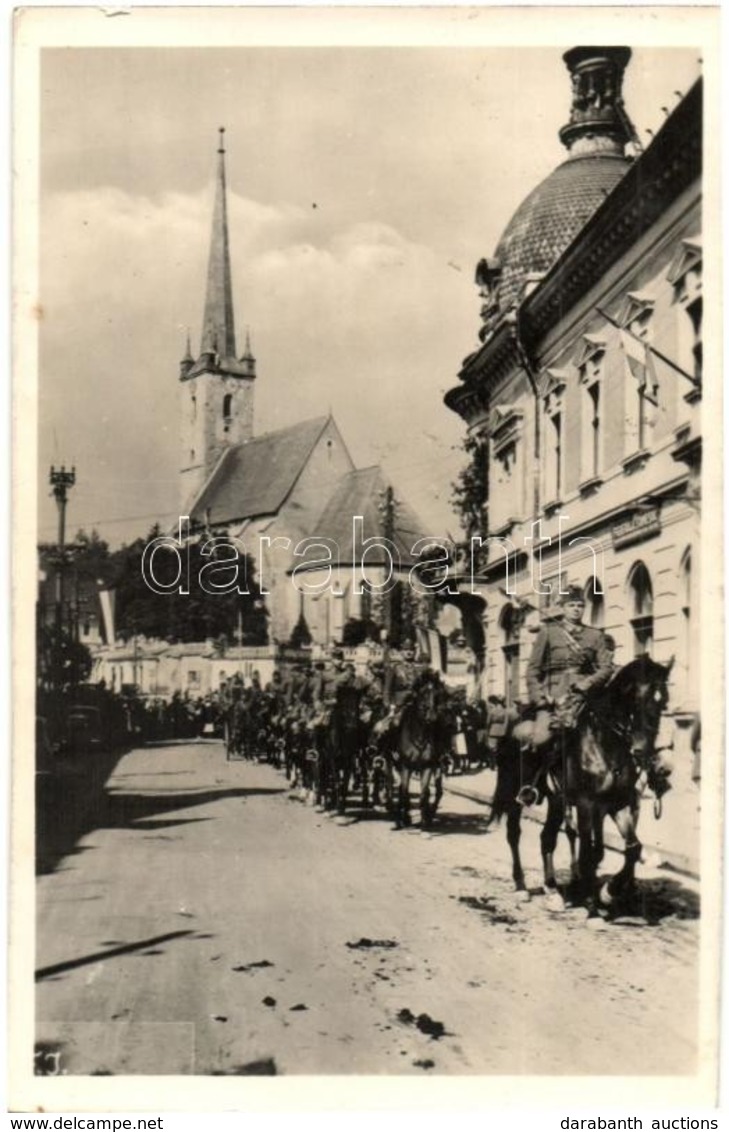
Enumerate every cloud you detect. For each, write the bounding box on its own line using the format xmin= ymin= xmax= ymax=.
xmin=38 ymin=184 xmax=475 ymax=545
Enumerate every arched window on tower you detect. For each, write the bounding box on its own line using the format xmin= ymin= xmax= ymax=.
xmin=500 ymin=604 xmax=521 ymax=707
xmin=628 ymin=561 xmax=653 ymax=657
xmin=222 ymin=393 xmax=233 ymax=421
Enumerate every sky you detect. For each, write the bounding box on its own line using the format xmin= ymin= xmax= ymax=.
xmin=36 ymin=41 xmax=702 ymax=548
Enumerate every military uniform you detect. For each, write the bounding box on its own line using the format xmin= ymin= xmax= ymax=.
xmin=384 ymin=655 xmax=423 ymax=708
xmin=523 ymin=612 xmax=613 ymax=747
xmin=526 ymin=619 xmax=613 ymax=705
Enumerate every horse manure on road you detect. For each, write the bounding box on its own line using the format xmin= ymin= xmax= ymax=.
xmin=289 ymin=1003 xmax=308 ymax=1011
xmin=397 ymin=1008 xmax=447 ymax=1040
xmin=413 ymin=1058 xmax=436 ymax=1070
xmin=262 ymin=996 xmax=277 ymax=1008
xmin=232 ymin=959 xmax=275 ymax=972
xmin=456 ymin=895 xmax=519 ymax=926
xmin=346 ymin=938 xmax=399 ymax=950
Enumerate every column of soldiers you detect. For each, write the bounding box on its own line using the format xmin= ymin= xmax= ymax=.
xmin=217 ymin=582 xmax=616 ymax=783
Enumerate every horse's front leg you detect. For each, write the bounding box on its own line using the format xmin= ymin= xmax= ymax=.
xmin=540 ymin=792 xmax=564 ymax=894
xmin=565 ymin=806 xmax=579 ymax=883
xmin=505 ymin=803 xmax=527 ymax=894
xmin=419 ymin=765 xmax=433 ymax=828
xmin=433 ymin=765 xmax=444 ymax=815
xmin=395 ymin=765 xmax=411 ymax=829
xmin=576 ymin=797 xmax=599 ymax=915
xmin=601 ymin=800 xmax=642 ymax=909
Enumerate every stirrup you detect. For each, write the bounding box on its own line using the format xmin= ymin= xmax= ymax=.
xmin=516 ymin=783 xmax=539 ymax=808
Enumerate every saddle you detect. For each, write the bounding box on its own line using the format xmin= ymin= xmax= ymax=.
xmin=511 ymin=696 xmax=584 ymax=754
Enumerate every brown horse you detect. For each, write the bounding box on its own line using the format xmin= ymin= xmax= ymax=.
xmin=490 ymin=655 xmax=674 ymax=915
xmin=392 ymin=673 xmax=451 ymax=831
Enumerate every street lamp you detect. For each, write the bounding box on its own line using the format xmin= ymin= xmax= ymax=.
xmin=49 ymin=465 xmax=75 ymax=688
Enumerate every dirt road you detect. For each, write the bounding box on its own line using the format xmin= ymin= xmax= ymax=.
xmin=36 ymin=742 xmax=699 ymax=1076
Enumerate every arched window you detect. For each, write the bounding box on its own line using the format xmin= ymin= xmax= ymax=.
xmin=628 ymin=561 xmax=653 ymax=657
xmin=584 ymin=576 xmax=605 ymax=629
xmin=500 ymin=604 xmax=521 ymax=707
xmin=223 ymin=393 xmax=233 ymax=420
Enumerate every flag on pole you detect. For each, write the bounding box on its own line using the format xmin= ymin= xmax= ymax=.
xmin=619 ymin=330 xmax=660 ymax=407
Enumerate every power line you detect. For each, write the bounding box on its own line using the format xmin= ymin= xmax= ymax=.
xmin=37 ymin=508 xmax=180 ymax=536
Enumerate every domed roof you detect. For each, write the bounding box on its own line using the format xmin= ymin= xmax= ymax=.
xmin=494 ymin=153 xmax=630 ymax=313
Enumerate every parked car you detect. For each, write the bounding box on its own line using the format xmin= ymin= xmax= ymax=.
xmin=66 ymin=704 xmax=103 ymax=754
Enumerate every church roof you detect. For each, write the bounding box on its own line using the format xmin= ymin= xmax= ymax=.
xmin=304 ymin=465 xmax=432 ymax=568
xmin=189 ymin=416 xmax=331 ymax=526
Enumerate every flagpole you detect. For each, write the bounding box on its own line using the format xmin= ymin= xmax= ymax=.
xmin=596 ymin=307 xmax=700 ymax=388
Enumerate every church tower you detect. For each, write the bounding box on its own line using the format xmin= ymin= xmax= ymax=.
xmin=179 ymin=128 xmax=256 ymax=511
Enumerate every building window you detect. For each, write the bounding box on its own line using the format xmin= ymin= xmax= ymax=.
xmin=679 ymin=548 xmax=697 ymax=705
xmin=540 ymin=370 xmax=566 ymax=508
xmin=584 ymin=576 xmax=605 ymax=629
xmin=579 ymin=349 xmax=603 ymax=483
xmin=668 ymin=238 xmax=702 ymax=388
xmin=187 ymin=670 xmax=201 ymax=689
xmin=498 ymin=441 xmax=516 ymax=484
xmin=191 ymin=394 xmax=197 ymax=421
xmin=488 ymin=406 xmax=524 ymax=531
xmin=623 ymin=307 xmax=658 ymax=453
xmin=628 ymin=561 xmax=653 ymax=657
xmin=686 ymin=297 xmax=702 ymax=383
xmin=500 ymin=603 xmax=521 ymax=707
xmin=223 ymin=393 xmax=233 ymax=420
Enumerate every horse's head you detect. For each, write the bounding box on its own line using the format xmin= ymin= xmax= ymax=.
xmin=611 ymin=654 xmax=673 ymax=760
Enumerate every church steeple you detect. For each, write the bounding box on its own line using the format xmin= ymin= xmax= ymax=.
xmin=200 ymin=127 xmax=237 ymax=360
xmin=179 ymin=129 xmax=257 ymax=512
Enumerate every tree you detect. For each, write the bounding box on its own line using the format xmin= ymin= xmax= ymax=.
xmin=341 ymin=617 xmax=380 ymax=647
xmin=288 ymin=612 xmax=312 ymax=649
xmin=111 ymin=526 xmax=269 ymax=645
xmin=451 ymin=434 xmax=489 ymax=540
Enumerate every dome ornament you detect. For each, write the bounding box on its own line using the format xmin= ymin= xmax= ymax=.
xmin=559 ymin=47 xmax=636 ymax=158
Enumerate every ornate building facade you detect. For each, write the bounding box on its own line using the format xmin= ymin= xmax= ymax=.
xmin=445 ymin=50 xmax=702 ymax=758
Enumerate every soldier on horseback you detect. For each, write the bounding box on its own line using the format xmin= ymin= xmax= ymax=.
xmin=522 ymin=584 xmax=614 ymax=752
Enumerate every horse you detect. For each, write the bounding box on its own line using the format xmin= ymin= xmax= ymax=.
xmin=391 ymin=672 xmax=451 ymax=831
xmin=321 ymin=681 xmax=363 ymax=817
xmin=489 ymin=655 xmax=674 ymax=915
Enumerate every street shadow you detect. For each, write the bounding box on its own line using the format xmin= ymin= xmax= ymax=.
xmin=599 ymin=874 xmax=701 ymax=924
xmin=38 ymin=775 xmax=285 ymax=875
xmin=339 ymin=807 xmax=396 ymax=825
xmin=35 ymin=929 xmax=196 ymax=981
xmin=426 ymin=812 xmax=493 ymax=838
xmin=99 ymin=786 xmax=283 ymax=830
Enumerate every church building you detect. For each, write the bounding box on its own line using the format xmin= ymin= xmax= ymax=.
xmin=178 ymin=129 xmax=432 ymax=648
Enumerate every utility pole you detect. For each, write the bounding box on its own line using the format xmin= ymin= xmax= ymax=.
xmin=49 ymin=465 xmax=75 ymax=688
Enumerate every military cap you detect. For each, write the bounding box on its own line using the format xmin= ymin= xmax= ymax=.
xmin=560 ymin=584 xmax=585 ymax=605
